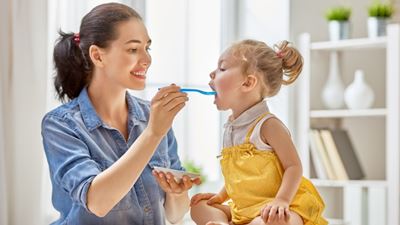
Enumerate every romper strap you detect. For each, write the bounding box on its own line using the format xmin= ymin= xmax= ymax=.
xmin=244 ymin=112 xmax=271 ymax=143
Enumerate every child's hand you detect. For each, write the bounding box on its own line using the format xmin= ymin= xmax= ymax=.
xmin=190 ymin=193 xmax=225 ymax=206
xmin=260 ymin=198 xmax=290 ymax=224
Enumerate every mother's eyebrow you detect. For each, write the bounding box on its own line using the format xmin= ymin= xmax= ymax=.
xmin=125 ymin=39 xmax=152 ymax=44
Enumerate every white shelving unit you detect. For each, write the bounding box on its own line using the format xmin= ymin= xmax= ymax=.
xmin=296 ymin=24 xmax=400 ymax=225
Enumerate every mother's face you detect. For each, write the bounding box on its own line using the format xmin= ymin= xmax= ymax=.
xmin=99 ymin=18 xmax=152 ymax=91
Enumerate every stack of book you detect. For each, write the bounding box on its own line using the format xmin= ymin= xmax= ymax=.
xmin=308 ymin=128 xmax=365 ymax=180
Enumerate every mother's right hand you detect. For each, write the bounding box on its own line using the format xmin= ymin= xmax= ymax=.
xmin=148 ymin=84 xmax=188 ymax=137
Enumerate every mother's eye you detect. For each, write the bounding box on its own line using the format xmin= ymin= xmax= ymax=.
xmin=128 ymin=49 xmax=137 ymax=53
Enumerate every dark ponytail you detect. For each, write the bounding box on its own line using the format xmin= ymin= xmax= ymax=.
xmin=53 ymin=3 xmax=142 ymax=102
xmin=54 ymin=31 xmax=90 ymax=102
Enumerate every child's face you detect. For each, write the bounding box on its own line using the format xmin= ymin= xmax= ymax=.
xmin=100 ymin=18 xmax=152 ymax=90
xmin=209 ymin=50 xmax=246 ymax=110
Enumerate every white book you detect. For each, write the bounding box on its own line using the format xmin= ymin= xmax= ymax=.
xmin=308 ymin=130 xmax=328 ymax=179
xmin=311 ymin=129 xmax=337 ymax=180
xmin=320 ymin=129 xmax=348 ymax=180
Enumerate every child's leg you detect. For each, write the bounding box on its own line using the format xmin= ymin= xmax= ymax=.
xmin=246 ymin=210 xmax=303 ymax=225
xmin=190 ymin=200 xmax=231 ymax=225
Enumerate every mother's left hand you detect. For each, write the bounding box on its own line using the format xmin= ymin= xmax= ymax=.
xmin=152 ymin=170 xmax=201 ymax=194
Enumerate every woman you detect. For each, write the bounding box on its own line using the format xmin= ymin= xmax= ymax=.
xmin=42 ymin=3 xmax=199 ymax=224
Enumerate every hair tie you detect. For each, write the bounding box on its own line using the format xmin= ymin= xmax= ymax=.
xmin=276 ymin=51 xmax=284 ymax=59
xmin=73 ymin=33 xmax=80 ymax=44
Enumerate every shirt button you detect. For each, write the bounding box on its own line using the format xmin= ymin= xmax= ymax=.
xmin=144 ymin=206 xmax=151 ymax=213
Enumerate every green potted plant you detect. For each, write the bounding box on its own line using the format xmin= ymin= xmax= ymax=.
xmin=367 ymin=1 xmax=394 ymax=37
xmin=325 ymin=6 xmax=352 ymax=41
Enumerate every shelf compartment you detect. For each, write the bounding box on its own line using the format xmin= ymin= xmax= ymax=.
xmin=311 ymin=37 xmax=387 ymax=51
xmin=310 ymin=108 xmax=386 ymax=118
xmin=310 ymin=179 xmax=387 ymax=188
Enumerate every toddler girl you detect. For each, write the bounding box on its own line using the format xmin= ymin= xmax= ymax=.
xmin=190 ymin=40 xmax=327 ymax=225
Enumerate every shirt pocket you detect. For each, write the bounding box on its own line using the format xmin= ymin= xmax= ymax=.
xmin=98 ymin=160 xmax=133 ymax=211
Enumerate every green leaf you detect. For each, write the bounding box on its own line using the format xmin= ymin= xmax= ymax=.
xmin=368 ymin=1 xmax=393 ymax=18
xmin=325 ymin=6 xmax=352 ymax=21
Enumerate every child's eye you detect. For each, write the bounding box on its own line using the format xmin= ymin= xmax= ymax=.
xmin=219 ymin=67 xmax=226 ymax=72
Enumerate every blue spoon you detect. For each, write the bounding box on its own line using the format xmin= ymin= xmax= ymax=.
xmin=180 ymin=88 xmax=216 ymax=95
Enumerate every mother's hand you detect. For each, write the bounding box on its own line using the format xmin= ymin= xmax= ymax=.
xmin=152 ymin=170 xmax=201 ymax=195
xmin=148 ymin=84 xmax=188 ymax=137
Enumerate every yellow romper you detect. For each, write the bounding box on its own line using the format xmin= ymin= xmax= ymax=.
xmin=220 ymin=113 xmax=327 ymax=225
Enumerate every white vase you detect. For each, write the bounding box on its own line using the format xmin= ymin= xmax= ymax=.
xmin=329 ymin=20 xmax=350 ymax=41
xmin=367 ymin=17 xmax=387 ymax=38
xmin=322 ymin=52 xmax=345 ymax=109
xmin=344 ymin=70 xmax=375 ymax=109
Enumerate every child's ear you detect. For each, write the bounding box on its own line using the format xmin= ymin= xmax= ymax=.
xmin=241 ymin=74 xmax=258 ymax=91
xmin=89 ymin=45 xmax=105 ymax=68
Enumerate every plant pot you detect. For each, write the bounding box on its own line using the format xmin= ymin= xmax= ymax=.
xmin=367 ymin=17 xmax=387 ymax=38
xmin=329 ymin=20 xmax=350 ymax=41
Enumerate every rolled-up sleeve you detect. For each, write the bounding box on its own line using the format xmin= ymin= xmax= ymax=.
xmin=41 ymin=115 xmax=101 ymax=212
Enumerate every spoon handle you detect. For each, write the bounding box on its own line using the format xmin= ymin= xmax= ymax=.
xmin=180 ymin=88 xmax=216 ymax=95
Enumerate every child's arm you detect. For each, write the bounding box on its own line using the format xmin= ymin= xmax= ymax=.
xmin=261 ymin=118 xmax=303 ymax=204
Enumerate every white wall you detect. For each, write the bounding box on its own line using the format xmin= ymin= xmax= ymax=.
xmin=236 ymin=0 xmax=292 ymax=128
xmin=2 ymin=0 xmax=49 ymax=225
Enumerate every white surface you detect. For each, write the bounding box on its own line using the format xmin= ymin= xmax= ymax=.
xmin=311 ymin=179 xmax=387 ymax=188
xmin=0 ymin=0 xmax=10 ymax=224
xmin=310 ymin=108 xmax=386 ymax=118
xmin=386 ymin=24 xmax=400 ymax=225
xmin=311 ymin=37 xmax=387 ymax=51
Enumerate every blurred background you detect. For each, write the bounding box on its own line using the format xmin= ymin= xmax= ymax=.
xmin=1 ymin=0 xmax=399 ymax=224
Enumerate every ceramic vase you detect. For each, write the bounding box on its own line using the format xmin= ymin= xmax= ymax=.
xmin=344 ymin=70 xmax=375 ymax=109
xmin=322 ymin=52 xmax=345 ymax=109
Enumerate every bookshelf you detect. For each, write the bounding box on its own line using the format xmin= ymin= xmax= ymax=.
xmin=296 ymin=24 xmax=400 ymax=225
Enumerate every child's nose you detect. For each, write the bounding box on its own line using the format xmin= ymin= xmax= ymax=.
xmin=209 ymin=71 xmax=215 ymax=79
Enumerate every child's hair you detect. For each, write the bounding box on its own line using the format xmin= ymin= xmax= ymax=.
xmin=228 ymin=39 xmax=303 ymax=97
xmin=53 ymin=3 xmax=142 ymax=102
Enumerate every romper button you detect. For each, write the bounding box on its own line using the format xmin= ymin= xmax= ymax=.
xmin=144 ymin=206 xmax=150 ymax=213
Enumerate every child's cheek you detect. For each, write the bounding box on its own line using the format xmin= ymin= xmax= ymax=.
xmin=215 ymin=79 xmax=233 ymax=93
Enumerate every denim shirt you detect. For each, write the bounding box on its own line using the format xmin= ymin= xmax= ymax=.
xmin=41 ymin=88 xmax=184 ymax=225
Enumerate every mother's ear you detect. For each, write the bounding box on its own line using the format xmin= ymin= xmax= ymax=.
xmin=89 ymin=45 xmax=105 ymax=68
xmin=241 ymin=74 xmax=258 ymax=92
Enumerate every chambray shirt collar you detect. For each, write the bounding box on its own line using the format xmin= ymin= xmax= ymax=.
xmin=224 ymin=100 xmax=269 ymax=129
xmin=77 ymin=87 xmax=146 ymax=131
